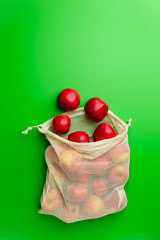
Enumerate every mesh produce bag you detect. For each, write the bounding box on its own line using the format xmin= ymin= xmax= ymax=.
xmin=22 ymin=107 xmax=131 ymax=223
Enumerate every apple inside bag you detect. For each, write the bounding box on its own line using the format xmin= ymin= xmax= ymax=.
xmin=38 ymin=107 xmax=131 ymax=223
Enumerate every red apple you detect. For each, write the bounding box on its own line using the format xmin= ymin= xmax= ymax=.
xmin=89 ymin=154 xmax=111 ymax=174
xmin=84 ymin=97 xmax=108 ymax=122
xmin=59 ymin=149 xmax=82 ymax=172
xmin=82 ymin=195 xmax=105 ymax=218
xmin=92 ymin=177 xmax=109 ymax=196
xmin=108 ymin=144 xmax=129 ymax=163
xmin=108 ymin=164 xmax=128 ymax=186
xmin=67 ymin=183 xmax=88 ymax=204
xmin=59 ymin=203 xmax=81 ymax=223
xmin=52 ymin=115 xmax=70 ymax=134
xmin=72 ymin=163 xmax=90 ymax=182
xmin=68 ymin=131 xmax=90 ymax=143
xmin=42 ymin=189 xmax=62 ymax=212
xmin=57 ymin=88 xmax=80 ymax=111
xmin=93 ymin=123 xmax=116 ymax=142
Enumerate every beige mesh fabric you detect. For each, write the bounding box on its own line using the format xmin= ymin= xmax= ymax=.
xmin=23 ymin=107 xmax=131 ymax=223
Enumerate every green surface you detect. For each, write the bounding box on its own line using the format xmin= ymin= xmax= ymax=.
xmin=0 ymin=0 xmax=160 ymax=239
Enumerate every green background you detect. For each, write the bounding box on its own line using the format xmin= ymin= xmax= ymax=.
xmin=0 ymin=0 xmax=160 ymax=239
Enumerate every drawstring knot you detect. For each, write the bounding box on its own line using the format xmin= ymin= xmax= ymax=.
xmin=127 ymin=118 xmax=132 ymax=127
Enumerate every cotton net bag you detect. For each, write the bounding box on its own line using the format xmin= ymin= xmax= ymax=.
xmin=22 ymin=107 xmax=132 ymax=223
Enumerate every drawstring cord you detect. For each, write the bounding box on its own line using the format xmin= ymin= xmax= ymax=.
xmin=22 ymin=118 xmax=132 ymax=134
xmin=22 ymin=124 xmax=42 ymax=134
xmin=127 ymin=118 xmax=132 ymax=127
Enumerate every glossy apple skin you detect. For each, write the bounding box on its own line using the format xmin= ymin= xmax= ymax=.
xmin=68 ymin=131 xmax=90 ymax=143
xmin=93 ymin=123 xmax=116 ymax=142
xmin=57 ymin=88 xmax=80 ymax=111
xmin=52 ymin=115 xmax=71 ymax=134
xmin=84 ymin=97 xmax=108 ymax=122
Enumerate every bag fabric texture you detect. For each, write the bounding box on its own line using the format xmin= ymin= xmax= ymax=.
xmin=23 ymin=107 xmax=131 ymax=223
